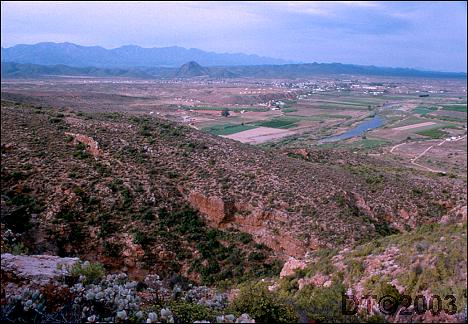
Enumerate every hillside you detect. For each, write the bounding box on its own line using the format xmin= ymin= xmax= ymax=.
xmin=175 ymin=61 xmax=209 ymax=78
xmin=2 ymin=100 xmax=466 ymax=269
xmin=0 ymin=62 xmax=154 ymax=79
xmin=1 ymin=42 xmax=290 ymax=68
xmin=1 ymin=100 xmax=467 ymax=322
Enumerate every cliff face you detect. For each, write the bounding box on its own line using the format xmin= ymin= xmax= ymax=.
xmin=188 ymin=191 xmax=235 ymax=226
xmin=187 ymin=190 xmax=307 ymax=257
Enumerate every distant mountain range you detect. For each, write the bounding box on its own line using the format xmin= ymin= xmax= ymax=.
xmin=1 ymin=42 xmax=291 ymax=68
xmin=2 ymin=61 xmax=466 ymax=79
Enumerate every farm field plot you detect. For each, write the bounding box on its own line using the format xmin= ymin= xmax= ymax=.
xmin=416 ymin=128 xmax=448 ymax=139
xmin=441 ymin=104 xmax=467 ymax=112
xmin=393 ymin=121 xmax=437 ymax=131
xmin=222 ymin=126 xmax=296 ymax=144
xmin=203 ymin=123 xmax=257 ymax=135
xmin=254 ymin=116 xmax=299 ymax=128
xmin=370 ymin=121 xmax=459 ymax=142
xmin=412 ymin=106 xmax=438 ymax=115
xmin=428 ymin=109 xmax=467 ymax=121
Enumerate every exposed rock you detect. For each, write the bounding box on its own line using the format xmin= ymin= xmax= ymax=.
xmin=267 ymin=282 xmax=279 ymax=292
xmin=188 ymin=191 xmax=307 ymax=257
xmin=188 ymin=191 xmax=235 ymax=226
xmin=1 ymin=253 xmax=79 ymax=285
xmin=351 ymin=192 xmax=375 ymax=220
xmin=440 ymin=205 xmax=467 ymax=224
xmin=120 ymin=233 xmax=146 ymax=269
xmin=280 ymin=257 xmax=307 ymax=278
xmin=297 ymin=273 xmax=331 ymax=290
xmin=235 ymin=313 xmax=255 ymax=323
xmin=1 ymin=143 xmax=15 ymax=153
xmin=65 ymin=132 xmax=102 ymax=157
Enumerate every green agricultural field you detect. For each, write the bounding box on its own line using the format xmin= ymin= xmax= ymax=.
xmin=318 ymin=100 xmax=365 ymax=106
xmin=441 ymin=104 xmax=467 ymax=112
xmin=281 ymin=108 xmax=298 ymax=113
xmin=181 ymin=106 xmax=269 ymax=112
xmin=354 ymin=138 xmax=390 ymax=149
xmin=390 ymin=117 xmax=430 ymax=127
xmin=318 ymin=103 xmax=368 ymax=110
xmin=203 ymin=123 xmax=257 ymax=135
xmin=286 ymin=114 xmax=352 ymax=121
xmin=416 ymin=128 xmax=448 ymax=139
xmin=412 ymin=106 xmax=438 ymax=115
xmin=254 ymin=117 xmax=299 ymax=129
xmin=319 ymin=138 xmax=390 ymax=150
xmin=318 ymin=114 xmax=353 ymax=120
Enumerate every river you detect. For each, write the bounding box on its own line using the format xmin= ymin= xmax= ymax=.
xmin=319 ymin=115 xmax=384 ymax=143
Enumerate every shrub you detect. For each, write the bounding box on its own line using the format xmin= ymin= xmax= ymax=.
xmin=73 ymin=143 xmax=90 ymax=159
xmin=231 ymin=282 xmax=298 ymax=323
xmin=103 ymin=241 xmax=123 ymax=258
xmin=7 ymin=242 xmax=29 ymax=255
xmin=373 ymin=282 xmax=402 ymax=312
xmin=132 ymin=230 xmax=149 ymax=246
xmin=295 ymin=282 xmax=350 ymax=323
xmin=170 ymin=300 xmax=216 ymax=323
xmin=3 ymin=193 xmax=42 ymax=232
xmin=69 ymin=262 xmax=105 ymax=285
xmin=248 ymin=251 xmax=267 ymax=261
xmin=238 ymin=232 xmax=253 ymax=244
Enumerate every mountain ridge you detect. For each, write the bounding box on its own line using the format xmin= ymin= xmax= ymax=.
xmin=1 ymin=42 xmax=292 ymax=67
xmin=2 ymin=61 xmax=466 ymax=79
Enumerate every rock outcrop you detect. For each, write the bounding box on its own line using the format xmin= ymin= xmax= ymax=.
xmin=1 ymin=253 xmax=79 ymax=285
xmin=188 ymin=191 xmax=307 ymax=257
xmin=279 ymin=257 xmax=307 ymax=278
xmin=188 ymin=191 xmax=235 ymax=226
xmin=65 ymin=132 xmax=102 ymax=157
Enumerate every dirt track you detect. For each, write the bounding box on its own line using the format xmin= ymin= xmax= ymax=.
xmin=390 ymin=135 xmax=467 ymax=173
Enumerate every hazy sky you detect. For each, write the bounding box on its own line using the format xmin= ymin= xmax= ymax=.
xmin=1 ymin=1 xmax=467 ymax=72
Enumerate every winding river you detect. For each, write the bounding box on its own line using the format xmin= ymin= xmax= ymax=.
xmin=319 ymin=115 xmax=384 ymax=143
xmin=318 ymin=102 xmax=398 ymax=144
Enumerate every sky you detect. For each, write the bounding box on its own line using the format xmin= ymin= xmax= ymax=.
xmin=1 ymin=1 xmax=467 ymax=72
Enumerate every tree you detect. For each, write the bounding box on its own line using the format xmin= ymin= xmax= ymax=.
xmin=221 ymin=109 xmax=230 ymax=117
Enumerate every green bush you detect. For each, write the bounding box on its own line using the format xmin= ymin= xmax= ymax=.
xmin=69 ymin=262 xmax=105 ymax=285
xmin=238 ymin=232 xmax=253 ymax=244
xmin=170 ymin=300 xmax=216 ymax=322
xmin=73 ymin=143 xmax=90 ymax=159
xmin=295 ymin=281 xmax=350 ymax=323
xmin=231 ymin=282 xmax=298 ymax=323
xmin=373 ymin=282 xmax=402 ymax=313
xmin=248 ymin=251 xmax=267 ymax=261
xmin=3 ymin=193 xmax=42 ymax=232
xmin=103 ymin=241 xmax=123 ymax=257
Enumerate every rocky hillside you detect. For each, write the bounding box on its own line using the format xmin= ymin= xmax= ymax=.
xmin=2 ymin=100 xmax=466 ymax=270
xmin=1 ymin=100 xmax=467 ymax=322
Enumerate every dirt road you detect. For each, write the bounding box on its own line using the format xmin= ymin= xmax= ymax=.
xmin=390 ymin=135 xmax=467 ymax=173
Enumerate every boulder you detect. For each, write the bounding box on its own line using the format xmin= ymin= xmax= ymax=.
xmin=279 ymin=257 xmax=307 ymax=278
xmin=1 ymin=253 xmax=79 ymax=285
